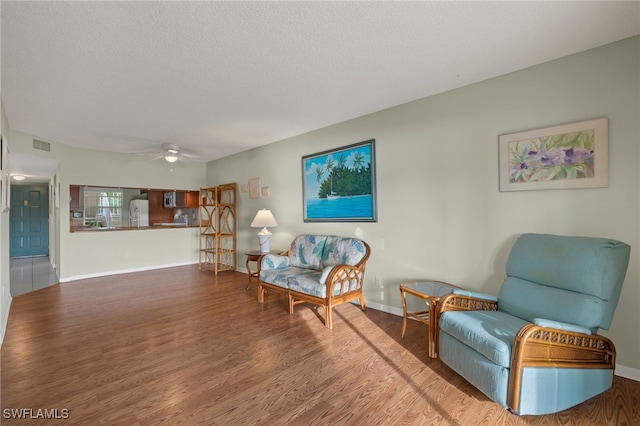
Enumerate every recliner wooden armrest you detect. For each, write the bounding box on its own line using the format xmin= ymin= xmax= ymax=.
xmin=508 ymin=323 xmax=616 ymax=413
xmin=438 ymin=293 xmax=499 ymax=316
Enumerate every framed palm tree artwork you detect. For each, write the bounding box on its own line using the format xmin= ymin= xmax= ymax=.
xmin=302 ymin=139 xmax=377 ymax=222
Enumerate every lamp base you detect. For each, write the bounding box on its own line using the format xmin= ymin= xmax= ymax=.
xmin=257 ymin=234 xmax=271 ymax=253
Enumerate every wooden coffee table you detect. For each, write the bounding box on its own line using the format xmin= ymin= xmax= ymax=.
xmin=400 ymin=280 xmax=460 ymax=358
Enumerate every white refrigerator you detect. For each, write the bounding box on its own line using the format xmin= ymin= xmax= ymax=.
xmin=129 ymin=200 xmax=149 ymax=227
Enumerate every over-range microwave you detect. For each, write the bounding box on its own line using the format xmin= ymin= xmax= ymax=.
xmin=163 ymin=191 xmax=176 ymax=208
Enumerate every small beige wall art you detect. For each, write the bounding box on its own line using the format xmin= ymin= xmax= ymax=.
xmin=248 ymin=177 xmax=261 ymax=199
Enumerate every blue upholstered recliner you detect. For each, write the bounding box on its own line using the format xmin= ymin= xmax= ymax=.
xmin=437 ymin=233 xmax=630 ymax=415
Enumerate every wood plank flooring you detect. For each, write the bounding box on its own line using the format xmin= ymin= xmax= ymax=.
xmin=2 ymin=265 xmax=639 ymax=425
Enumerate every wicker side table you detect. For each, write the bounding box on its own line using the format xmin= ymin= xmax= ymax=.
xmin=400 ymin=280 xmax=460 ymax=358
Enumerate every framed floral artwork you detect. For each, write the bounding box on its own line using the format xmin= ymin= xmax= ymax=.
xmin=499 ymin=118 xmax=608 ymax=192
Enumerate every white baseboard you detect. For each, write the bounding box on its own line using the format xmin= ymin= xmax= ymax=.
xmin=1 ymin=296 xmax=12 ymax=347
xmin=59 ymin=261 xmax=199 ymax=283
xmin=615 ymin=364 xmax=640 ymax=382
xmin=361 ymin=299 xmax=640 ymax=383
xmin=363 ymin=299 xmax=403 ymax=317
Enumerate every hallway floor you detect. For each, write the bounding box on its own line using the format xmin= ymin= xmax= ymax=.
xmin=10 ymin=256 xmax=59 ymax=297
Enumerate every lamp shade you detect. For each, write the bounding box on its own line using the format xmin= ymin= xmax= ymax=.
xmin=251 ymin=209 xmax=278 ymax=252
xmin=250 ymin=209 xmax=278 ymax=229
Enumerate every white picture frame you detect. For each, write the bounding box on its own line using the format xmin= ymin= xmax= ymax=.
xmin=499 ymin=118 xmax=608 ymax=192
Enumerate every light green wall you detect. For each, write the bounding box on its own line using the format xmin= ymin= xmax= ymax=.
xmin=207 ymin=36 xmax=640 ymax=371
xmin=7 ymin=130 xmax=208 ymax=281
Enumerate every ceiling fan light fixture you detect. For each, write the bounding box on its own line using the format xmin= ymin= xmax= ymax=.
xmin=165 ymin=155 xmax=178 ymax=163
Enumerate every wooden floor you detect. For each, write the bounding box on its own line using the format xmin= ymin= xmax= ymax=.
xmin=2 ymin=266 xmax=639 ymax=425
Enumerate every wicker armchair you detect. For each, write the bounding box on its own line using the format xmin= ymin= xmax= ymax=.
xmin=437 ymin=233 xmax=630 ymax=415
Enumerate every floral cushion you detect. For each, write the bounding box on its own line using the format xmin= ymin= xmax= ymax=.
xmin=321 ymin=236 xmax=367 ymax=268
xmin=259 ymin=266 xmax=316 ymax=289
xmin=319 ymin=265 xmax=334 ymax=284
xmin=288 ymin=273 xmax=359 ymax=298
xmin=260 ymin=254 xmax=290 ymax=270
xmin=289 ymin=235 xmax=327 ymax=270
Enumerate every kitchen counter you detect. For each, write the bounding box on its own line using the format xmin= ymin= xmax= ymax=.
xmin=70 ymin=223 xmax=198 ymax=233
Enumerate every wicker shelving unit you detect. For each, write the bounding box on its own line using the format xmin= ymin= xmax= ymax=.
xmin=199 ymin=183 xmax=237 ymax=274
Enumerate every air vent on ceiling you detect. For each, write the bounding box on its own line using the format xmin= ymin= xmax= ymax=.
xmin=33 ymin=139 xmax=51 ymax=152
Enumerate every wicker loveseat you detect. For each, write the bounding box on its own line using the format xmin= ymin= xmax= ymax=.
xmin=257 ymin=234 xmax=371 ymax=329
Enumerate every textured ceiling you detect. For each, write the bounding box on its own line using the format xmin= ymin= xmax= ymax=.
xmin=2 ymin=1 xmax=639 ymax=167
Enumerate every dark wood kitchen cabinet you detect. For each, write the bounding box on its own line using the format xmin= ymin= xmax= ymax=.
xmin=69 ymin=185 xmax=80 ymax=209
xmin=146 ymin=190 xmax=173 ymax=224
xmin=185 ymin=191 xmax=199 ymax=207
xmin=174 ymin=190 xmax=199 ymax=208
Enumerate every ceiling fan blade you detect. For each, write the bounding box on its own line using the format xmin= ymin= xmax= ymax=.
xmin=130 ymin=143 xmax=203 ymax=163
xmin=180 ymin=152 xmax=200 ymax=159
xmin=131 ymin=150 xmax=164 ymax=156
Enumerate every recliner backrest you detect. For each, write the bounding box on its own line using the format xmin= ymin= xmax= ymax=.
xmin=498 ymin=233 xmax=630 ymax=331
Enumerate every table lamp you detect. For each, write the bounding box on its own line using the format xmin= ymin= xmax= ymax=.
xmin=250 ymin=209 xmax=278 ymax=252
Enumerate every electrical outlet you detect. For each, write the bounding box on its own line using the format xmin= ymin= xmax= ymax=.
xmin=375 ymin=276 xmax=383 ymax=288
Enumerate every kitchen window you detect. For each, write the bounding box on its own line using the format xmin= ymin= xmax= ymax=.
xmin=83 ymin=188 xmax=123 ymax=228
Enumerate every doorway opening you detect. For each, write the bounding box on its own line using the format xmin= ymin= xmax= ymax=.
xmin=9 ymin=183 xmax=58 ymax=296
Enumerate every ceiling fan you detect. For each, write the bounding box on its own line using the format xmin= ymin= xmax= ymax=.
xmin=159 ymin=143 xmax=199 ymax=162
xmin=163 ymin=145 xmax=181 ymax=163
xmin=134 ymin=143 xmax=199 ymax=170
